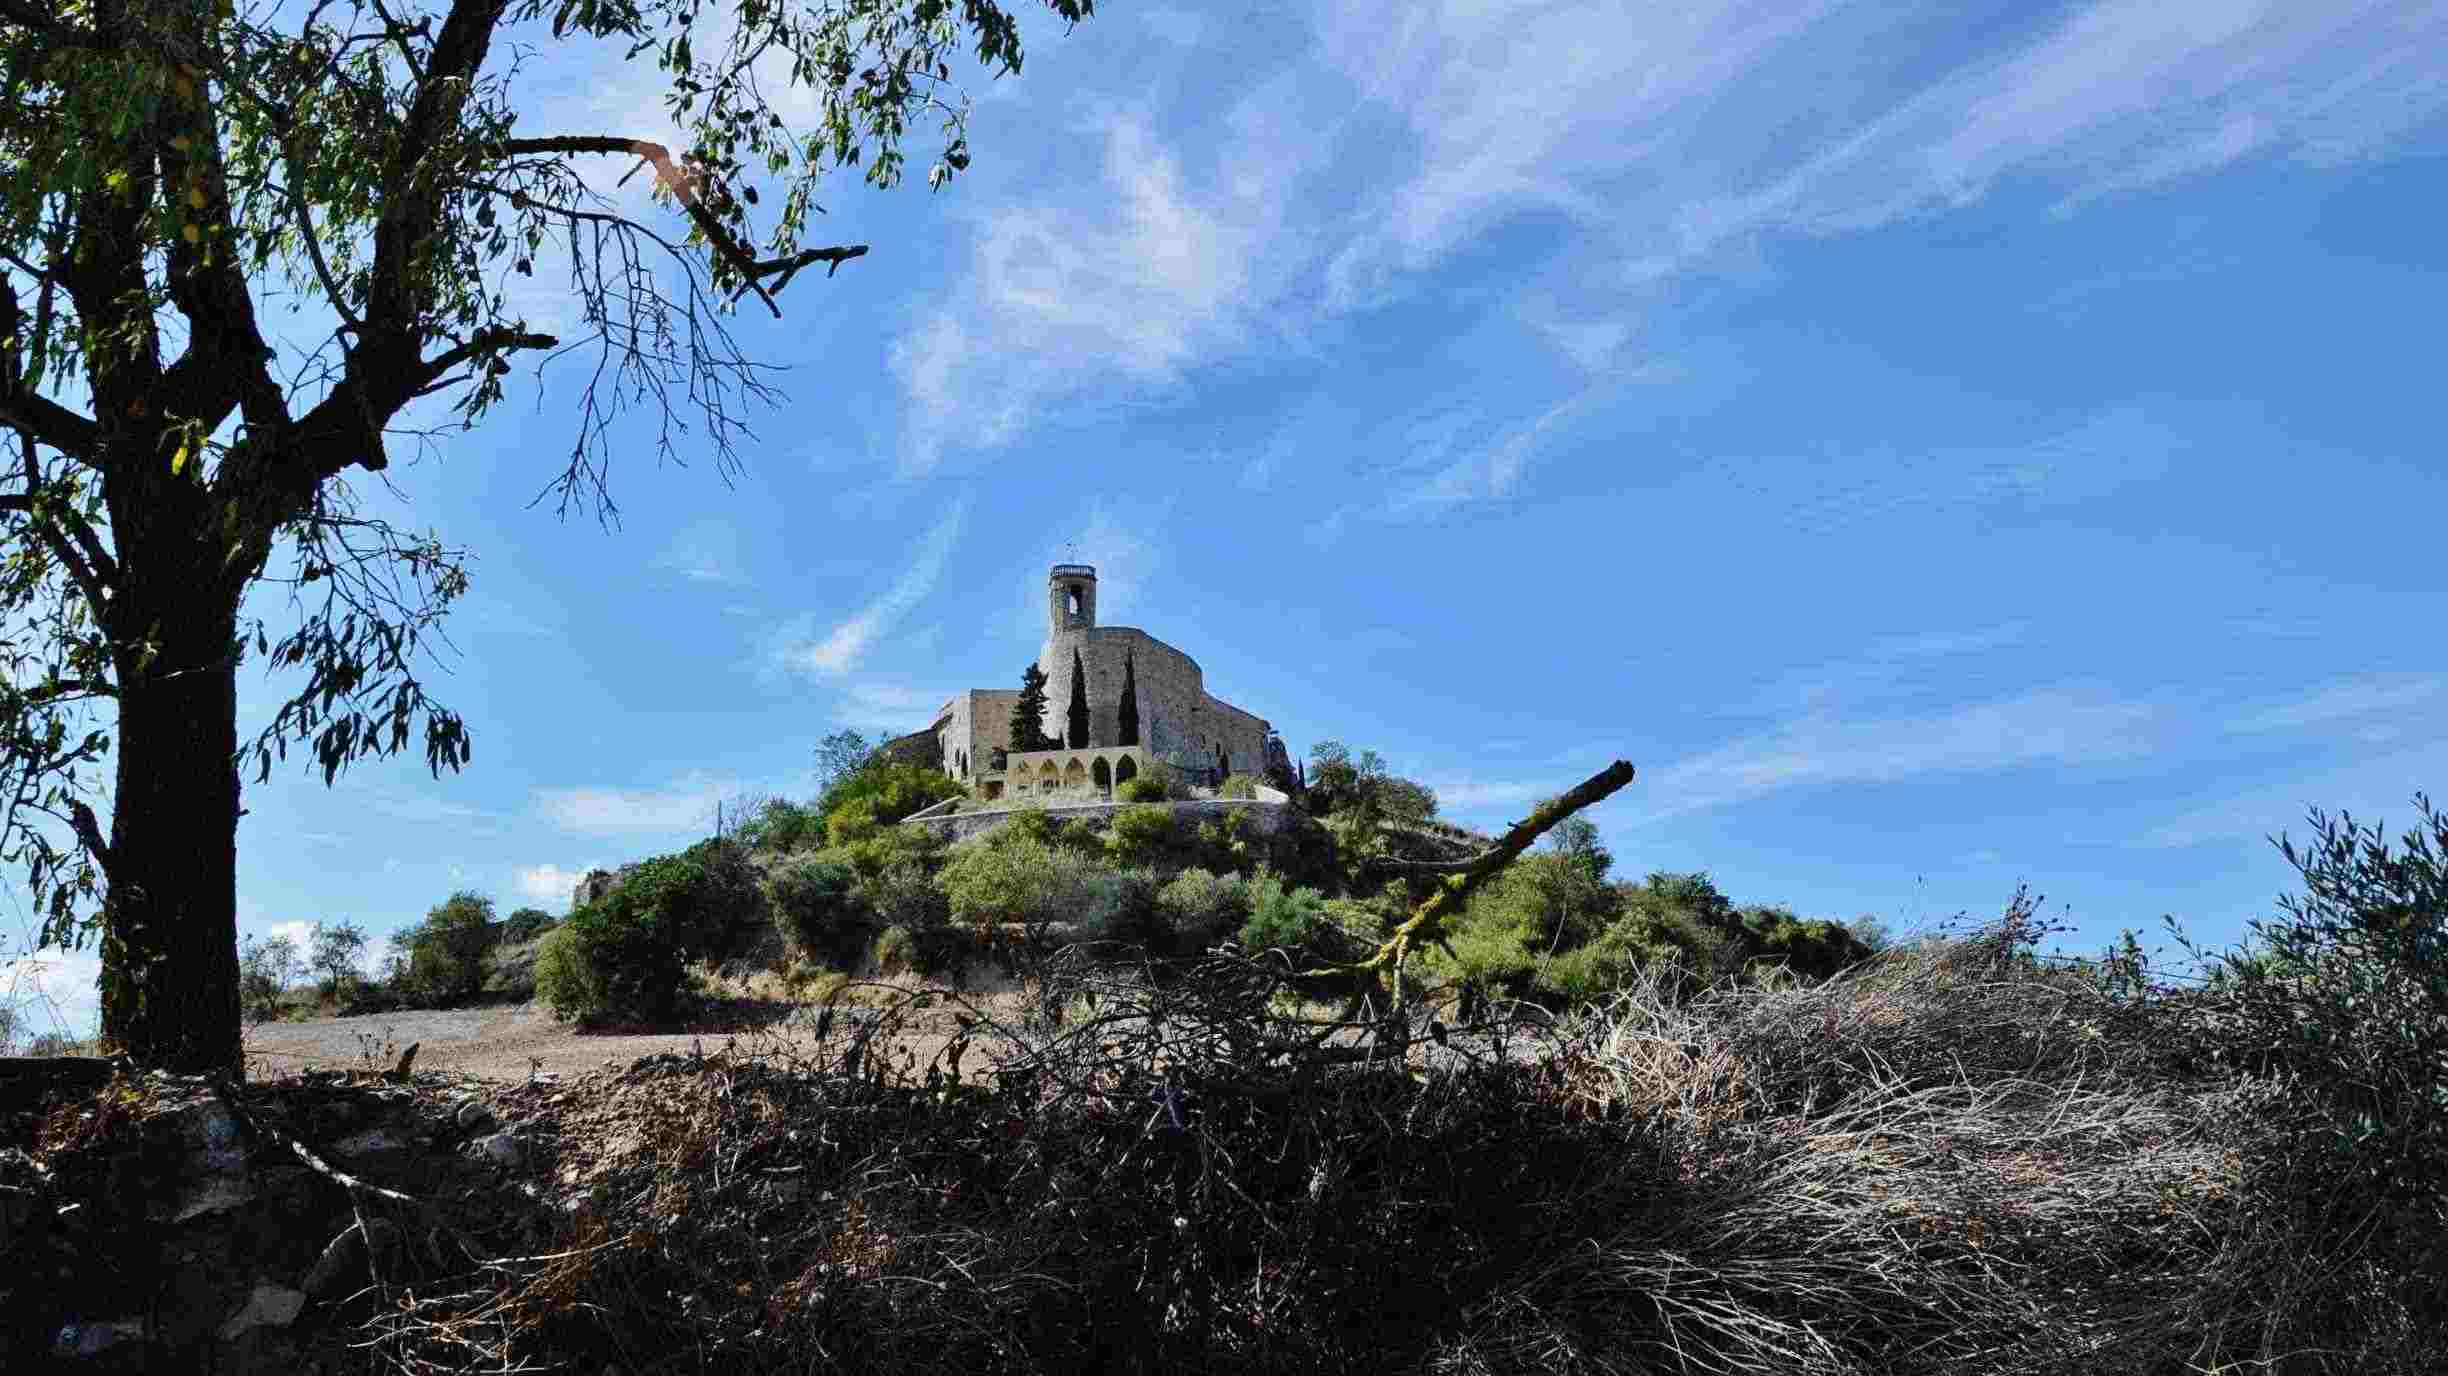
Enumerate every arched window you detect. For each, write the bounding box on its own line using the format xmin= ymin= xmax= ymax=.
xmin=1063 ymin=758 xmax=1088 ymax=792
xmin=1092 ymin=758 xmax=1112 ymax=797
xmin=1115 ymin=755 xmax=1139 ymax=788
xmin=1067 ymin=587 xmax=1082 ymax=617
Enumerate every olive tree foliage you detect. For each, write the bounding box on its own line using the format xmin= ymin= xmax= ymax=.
xmin=0 ymin=0 xmax=1094 ymax=1069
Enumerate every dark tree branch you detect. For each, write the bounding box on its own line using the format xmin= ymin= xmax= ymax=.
xmin=65 ymin=797 xmax=113 ymax=882
xmin=0 ymin=278 xmax=103 ymax=460
xmin=496 ymin=136 xmax=870 ymax=316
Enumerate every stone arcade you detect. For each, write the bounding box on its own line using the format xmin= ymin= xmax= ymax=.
xmin=923 ymin=564 xmax=1293 ymax=803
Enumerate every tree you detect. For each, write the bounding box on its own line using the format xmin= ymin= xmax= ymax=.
xmin=237 ymin=930 xmax=300 ymax=1021
xmin=1117 ymin=648 xmax=1138 ymax=746
xmin=1065 ymin=647 xmax=1089 ymax=748
xmin=0 ymin=0 xmax=1097 ymax=1071
xmin=402 ymin=890 xmax=496 ymax=1002
xmin=814 ymin=729 xmax=877 ymax=795
xmin=307 ymin=918 xmax=368 ymax=993
xmin=1009 ymin=662 xmax=1057 ymax=753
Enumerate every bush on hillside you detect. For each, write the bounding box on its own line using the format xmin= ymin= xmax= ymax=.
xmin=532 ymin=925 xmax=591 ymax=1020
xmin=1216 ymin=773 xmax=1263 ymax=799
xmin=1236 ymin=871 xmax=1332 ymax=959
xmin=392 ymin=891 xmax=500 ymax=1004
xmin=1117 ymin=775 xmax=1169 ymax=804
xmin=502 ymin=907 xmax=557 ymax=943
xmin=1158 ymin=867 xmax=1250 ymax=948
xmin=736 ymin=797 xmax=822 ymax=853
xmin=536 ymin=841 xmax=760 ymax=1024
xmin=936 ymin=829 xmax=1103 ymax=936
xmin=768 ymin=856 xmax=866 ymax=967
xmin=1103 ymin=803 xmax=1178 ymax=867
xmin=1074 ymin=867 xmax=1166 ymax=949
xmin=2164 ymin=794 xmax=2448 ymax=1226
xmin=861 ymin=863 xmax=959 ymax=972
xmin=820 ymin=761 xmax=964 ymax=844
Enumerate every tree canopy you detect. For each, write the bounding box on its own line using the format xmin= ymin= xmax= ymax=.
xmin=0 ymin=0 xmax=1096 ymax=1069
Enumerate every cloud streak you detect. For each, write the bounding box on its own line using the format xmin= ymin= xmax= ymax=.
xmin=775 ymin=491 xmax=970 ymax=677
xmin=535 ymin=772 xmax=735 ymax=837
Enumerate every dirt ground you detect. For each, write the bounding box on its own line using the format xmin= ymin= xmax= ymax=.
xmin=239 ymin=976 xmax=1040 ymax=1083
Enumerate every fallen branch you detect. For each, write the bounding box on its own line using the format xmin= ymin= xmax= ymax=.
xmin=1301 ymin=759 xmax=1636 ymax=1003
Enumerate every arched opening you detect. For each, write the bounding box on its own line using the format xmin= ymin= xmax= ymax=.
xmin=1037 ymin=761 xmax=1059 ymax=794
xmin=1115 ymin=755 xmax=1139 ymax=789
xmin=1063 ymin=758 xmax=1088 ymax=792
xmin=1067 ymin=587 xmax=1082 ymax=617
xmin=1092 ymin=757 xmax=1112 ymax=798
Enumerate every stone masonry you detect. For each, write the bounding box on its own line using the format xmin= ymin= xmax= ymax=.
xmin=928 ymin=565 xmax=1285 ymax=802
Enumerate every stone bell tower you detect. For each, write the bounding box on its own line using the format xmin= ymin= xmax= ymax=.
xmin=1047 ymin=563 xmax=1097 ymax=636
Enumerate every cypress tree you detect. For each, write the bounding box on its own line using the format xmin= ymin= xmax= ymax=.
xmin=1067 ymin=648 xmax=1091 ymax=748
xmin=1118 ymin=650 xmax=1141 ymax=746
xmin=1011 ymin=663 xmax=1057 ymax=753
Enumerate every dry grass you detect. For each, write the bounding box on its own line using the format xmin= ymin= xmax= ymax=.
xmin=306 ymin=922 xmax=2440 ymax=1375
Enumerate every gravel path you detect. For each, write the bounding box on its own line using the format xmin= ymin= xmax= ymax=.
xmin=240 ymin=1002 xmax=842 ymax=1082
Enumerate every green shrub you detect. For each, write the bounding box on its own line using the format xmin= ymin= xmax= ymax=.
xmin=1158 ymin=867 xmax=1250 ymax=947
xmin=549 ymin=889 xmax=688 ymax=1023
xmin=533 ymin=925 xmax=592 ymax=1019
xmin=502 ymin=907 xmax=557 ymax=943
xmin=397 ymin=891 xmax=500 ymax=1004
xmin=1118 ymin=775 xmax=1170 ymax=804
xmin=1104 ymin=803 xmax=1178 ymax=867
xmin=826 ymin=823 xmax=945 ymax=883
xmin=1075 ymin=867 xmax=1166 ymax=948
xmin=1216 ymin=773 xmax=1263 ymax=800
xmin=2169 ymin=795 xmax=2448 ymax=1216
xmin=1237 ymin=871 xmax=1331 ymax=957
xmin=767 ymin=856 xmax=865 ymax=967
xmin=860 ymin=862 xmax=954 ymax=968
xmin=937 ymin=830 xmax=1104 ymax=933
xmin=537 ymin=841 xmax=757 ymax=1024
xmin=819 ymin=760 xmax=964 ymax=839
xmin=737 ymin=797 xmax=822 ymax=853
xmin=872 ymin=924 xmax=919 ymax=975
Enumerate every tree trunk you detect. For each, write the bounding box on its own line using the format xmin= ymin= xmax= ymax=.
xmin=97 ymin=591 xmax=244 ymax=1075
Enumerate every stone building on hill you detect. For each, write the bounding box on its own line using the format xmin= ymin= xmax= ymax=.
xmin=926 ymin=564 xmax=1293 ymax=802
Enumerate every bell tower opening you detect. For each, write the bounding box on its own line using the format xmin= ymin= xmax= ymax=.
xmin=1047 ymin=563 xmax=1097 ymax=636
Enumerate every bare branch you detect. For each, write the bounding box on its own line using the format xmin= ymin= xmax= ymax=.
xmin=497 ymin=136 xmax=870 ymax=316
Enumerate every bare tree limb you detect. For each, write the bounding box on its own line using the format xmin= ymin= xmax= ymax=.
xmin=496 ymin=136 xmax=869 ymax=316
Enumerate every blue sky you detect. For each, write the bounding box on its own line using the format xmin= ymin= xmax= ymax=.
xmin=10 ymin=0 xmax=2448 ymax=1035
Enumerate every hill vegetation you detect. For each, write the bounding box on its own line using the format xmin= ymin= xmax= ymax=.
xmin=10 ymin=750 xmax=2443 ymax=1373
xmin=321 ymin=737 xmax=1879 ymax=1030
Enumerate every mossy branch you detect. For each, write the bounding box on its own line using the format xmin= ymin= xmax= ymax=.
xmin=1298 ymin=758 xmax=1636 ymax=1001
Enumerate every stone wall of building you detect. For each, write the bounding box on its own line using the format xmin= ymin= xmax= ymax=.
xmin=935 ymin=689 xmax=1018 ymax=787
xmin=1036 ymin=627 xmax=1271 ymax=781
xmin=903 ymin=795 xmax=1301 ymax=846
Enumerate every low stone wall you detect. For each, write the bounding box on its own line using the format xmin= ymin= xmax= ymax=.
xmin=902 ymin=796 xmax=1302 ymax=846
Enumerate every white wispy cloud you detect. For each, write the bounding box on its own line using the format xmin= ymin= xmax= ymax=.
xmin=1732 ymin=623 xmax=2032 ymax=718
xmin=894 ymin=0 xmax=2446 ymax=480
xmin=774 ymin=492 xmax=970 ymax=677
xmin=1426 ymin=778 xmax=1549 ymax=812
xmin=514 ymin=862 xmax=596 ymax=908
xmin=892 ymin=102 xmax=1312 ymax=471
xmin=654 ymin=518 xmax=742 ymax=584
xmin=2223 ymin=674 xmax=2447 ymax=736
xmin=534 ymin=772 xmax=736 ymax=837
xmin=1640 ymin=682 xmax=2166 ymax=821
